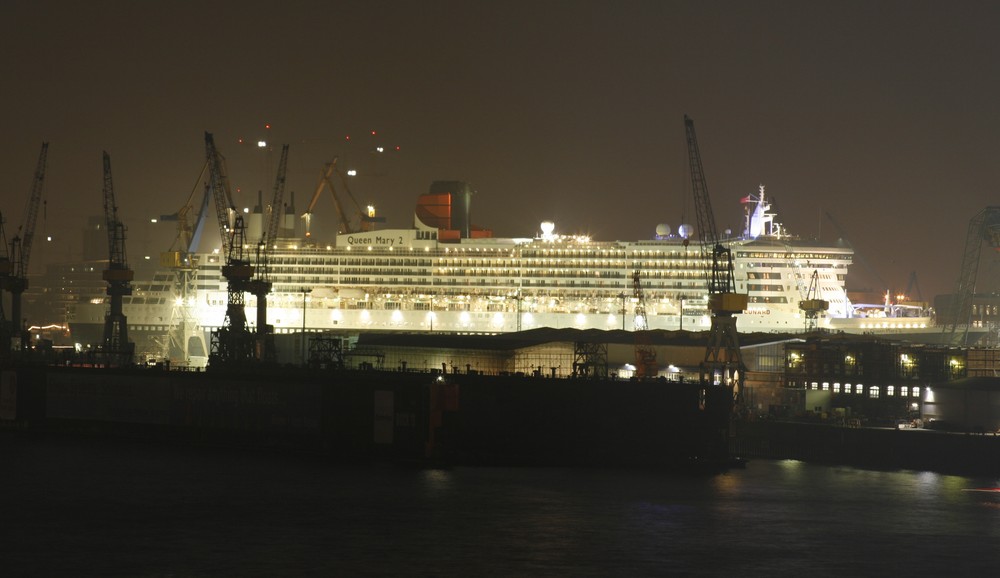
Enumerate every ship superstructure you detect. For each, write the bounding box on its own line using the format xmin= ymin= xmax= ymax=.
xmin=63 ymin=184 xmax=934 ymax=363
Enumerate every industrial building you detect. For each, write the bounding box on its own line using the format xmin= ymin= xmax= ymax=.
xmin=782 ymin=333 xmax=1000 ymax=426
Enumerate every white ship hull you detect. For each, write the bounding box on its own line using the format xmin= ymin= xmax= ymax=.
xmin=66 ymin=187 xmax=958 ymax=360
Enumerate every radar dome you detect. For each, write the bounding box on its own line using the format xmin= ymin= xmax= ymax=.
xmin=678 ymin=224 xmax=693 ymax=239
xmin=540 ymin=221 xmax=555 ymax=236
xmin=655 ymin=224 xmax=671 ymax=237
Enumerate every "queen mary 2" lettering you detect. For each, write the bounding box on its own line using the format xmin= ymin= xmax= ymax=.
xmin=346 ymin=234 xmax=406 ymax=247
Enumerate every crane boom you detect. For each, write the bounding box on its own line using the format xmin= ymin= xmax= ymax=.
xmin=303 ymin=158 xmax=350 ymax=237
xmin=18 ymin=142 xmax=49 ymax=277
xmin=684 ymin=116 xmax=736 ymax=296
xmin=161 ymin=159 xmax=211 ymax=255
xmin=685 ymin=117 xmax=718 ymax=253
xmin=103 ymin=152 xmax=128 ymax=268
xmin=301 ymin=156 xmax=384 ymax=238
xmin=205 ymin=132 xmax=237 ymax=256
xmin=266 ymin=144 xmax=290 ymax=246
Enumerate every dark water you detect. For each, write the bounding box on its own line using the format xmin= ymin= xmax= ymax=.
xmin=4 ymin=433 xmax=1000 ymax=577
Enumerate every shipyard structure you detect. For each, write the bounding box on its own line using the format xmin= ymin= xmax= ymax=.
xmin=2 ymin=327 xmax=747 ymax=469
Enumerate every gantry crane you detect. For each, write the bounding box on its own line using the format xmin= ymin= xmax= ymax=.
xmin=205 ymin=132 xmax=256 ymax=367
xmin=246 ymin=143 xmax=289 ymax=362
xmin=684 ymin=115 xmax=748 ymax=402
xmin=943 ymin=207 xmax=1000 ymax=345
xmin=100 ymin=152 xmax=135 ymax=367
xmin=2 ymin=142 xmax=48 ymax=355
xmin=632 ymin=268 xmax=658 ymax=378
xmin=301 ymin=157 xmax=384 ymax=238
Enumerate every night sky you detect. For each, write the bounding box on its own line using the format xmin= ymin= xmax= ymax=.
xmin=4 ymin=0 xmax=1000 ymax=300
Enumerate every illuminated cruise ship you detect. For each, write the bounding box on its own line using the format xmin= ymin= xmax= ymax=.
xmin=65 ymin=183 xmax=933 ymax=363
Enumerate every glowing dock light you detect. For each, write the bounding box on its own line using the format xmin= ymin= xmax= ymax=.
xmin=257 ymin=141 xmax=267 ymax=148
xmin=347 ymin=169 xmax=357 ymax=176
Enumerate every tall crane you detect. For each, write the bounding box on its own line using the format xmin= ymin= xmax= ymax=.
xmin=684 ymin=115 xmax=748 ymax=401
xmin=158 ymin=159 xmax=212 ymax=366
xmin=632 ymin=268 xmax=658 ymax=378
xmin=247 ymin=143 xmax=289 ymax=362
xmin=205 ymin=132 xmax=256 ymax=367
xmin=2 ymin=142 xmax=48 ymax=354
xmin=943 ymin=207 xmax=1000 ymax=345
xmin=100 ymin=152 xmax=135 ymax=367
xmin=301 ymin=157 xmax=384 ymax=238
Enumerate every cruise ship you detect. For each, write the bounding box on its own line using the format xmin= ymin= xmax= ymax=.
xmin=63 ymin=182 xmax=935 ymax=364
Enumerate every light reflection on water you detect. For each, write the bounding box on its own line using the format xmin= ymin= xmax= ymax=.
xmin=4 ymin=433 xmax=1000 ymax=576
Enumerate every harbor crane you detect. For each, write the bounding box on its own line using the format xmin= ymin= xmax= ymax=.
xmin=684 ymin=115 xmax=748 ymax=402
xmin=157 ymin=159 xmax=212 ymax=365
xmin=799 ymin=270 xmax=829 ymax=332
xmin=246 ymin=143 xmax=289 ymax=362
xmin=943 ymin=206 xmax=1000 ymax=345
xmin=205 ymin=132 xmax=256 ymax=367
xmin=100 ymin=152 xmax=135 ymax=367
xmin=301 ymin=157 xmax=384 ymax=238
xmin=2 ymin=142 xmax=48 ymax=355
xmin=632 ymin=268 xmax=659 ymax=378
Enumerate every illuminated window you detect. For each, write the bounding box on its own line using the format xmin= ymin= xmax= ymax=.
xmin=845 ymin=383 xmax=852 ymax=394
xmin=855 ymin=383 xmax=864 ymax=395
xmin=869 ymin=386 xmax=879 ymax=399
xmin=887 ymin=385 xmax=895 ymax=396
xmin=901 ymin=386 xmax=909 ymax=397
xmin=811 ymin=382 xmax=819 ymax=390
xmin=912 ymin=387 xmax=920 ymax=398
xmin=833 ymin=383 xmax=841 ymax=393
xmin=822 ymin=382 xmax=830 ymax=391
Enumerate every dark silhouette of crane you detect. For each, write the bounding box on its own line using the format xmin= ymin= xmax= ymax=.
xmin=100 ymin=152 xmax=135 ymax=367
xmin=205 ymin=132 xmax=255 ymax=367
xmin=684 ymin=116 xmax=748 ymax=402
xmin=2 ymin=142 xmax=48 ymax=356
xmin=247 ymin=143 xmax=289 ymax=362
